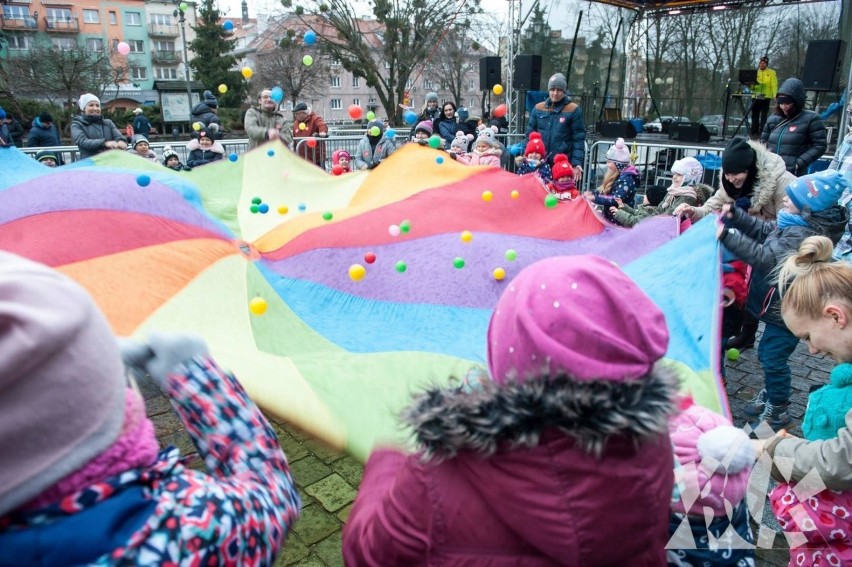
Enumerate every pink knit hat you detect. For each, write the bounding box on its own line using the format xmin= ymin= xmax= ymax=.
xmin=669 ymin=402 xmax=754 ymax=516
xmin=486 ymin=255 xmax=669 ymax=384
xmin=605 ymin=137 xmax=631 ymax=165
xmin=0 ymin=251 xmax=126 ymax=516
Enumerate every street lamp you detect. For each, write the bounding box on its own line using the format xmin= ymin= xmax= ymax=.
xmin=173 ymin=2 xmax=193 ymax=127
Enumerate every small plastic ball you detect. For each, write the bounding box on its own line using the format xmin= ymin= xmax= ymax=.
xmin=218 ymin=84 xmax=228 ymax=94
xmin=453 ymin=257 xmax=465 ymax=269
xmin=259 ymin=203 xmax=270 ymax=214
xmin=388 ymin=224 xmax=400 ymax=236
xmin=369 ymin=126 xmax=381 ymax=136
xmin=252 ymin=196 xmax=262 ymax=205
xmin=366 ymin=111 xmax=376 ymax=121
xmin=511 ymin=190 xmax=520 ymax=199
xmin=298 ymin=203 xmax=307 ymax=211
xmin=223 ymin=20 xmax=234 ymax=31
xmin=229 ymin=153 xmax=238 ymax=162
xmin=267 ymin=149 xmax=275 ymax=157
xmin=505 ymin=249 xmax=517 ymax=261
xmin=493 ymin=267 xmax=506 ymax=281
xmin=306 ymin=138 xmax=317 ymax=148
xmin=250 ymin=204 xmax=260 ymax=214
xmin=349 ymin=264 xmax=366 ymax=281
xmin=493 ymin=104 xmax=507 ymax=118
xmin=277 ymin=205 xmax=289 ymax=214
xmin=270 ymin=86 xmax=284 ymax=103
xmin=136 ymin=174 xmax=151 ymax=187
xmin=192 ymin=121 xmax=203 ymax=131
xmin=544 ymin=194 xmax=559 ymax=208
xmin=385 ymin=128 xmax=396 ymax=139
xmin=304 ymin=30 xmax=317 ymax=45
xmin=331 ymin=164 xmax=344 ymax=175
xmin=460 ymin=230 xmax=473 ymax=243
xmin=348 ymin=104 xmax=363 ymax=119
xmin=481 ymin=190 xmax=493 ymax=202
xmin=403 ymin=110 xmax=417 ymax=125
xmin=399 ymin=219 xmax=411 ymax=233
xmin=249 ymin=297 xmax=268 ymax=315
xmin=395 ymin=261 xmax=407 ymax=273
xmin=726 ymin=348 xmax=740 ymax=361
xmin=322 ymin=211 xmax=333 ymax=221
xmin=364 ymin=252 xmax=377 ymax=264
xmin=302 ymin=55 xmax=313 ymax=66
xmin=492 ymin=84 xmax=504 ymax=95
xmin=427 ymin=135 xmax=441 ymax=149
xmin=241 ymin=67 xmax=253 ymax=79
xmin=436 ymin=156 xmax=444 ymax=164
xmin=179 ymin=2 xmax=189 ymax=11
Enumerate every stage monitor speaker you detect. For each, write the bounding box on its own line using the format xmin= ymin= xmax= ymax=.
xmin=669 ymin=122 xmax=710 ymax=143
xmin=512 ymin=55 xmax=542 ymax=91
xmin=802 ymin=40 xmax=846 ymax=91
xmin=479 ymin=56 xmax=501 ymax=91
xmin=599 ymin=120 xmax=637 ymax=139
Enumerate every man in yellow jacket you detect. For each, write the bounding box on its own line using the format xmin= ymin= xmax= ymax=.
xmin=751 ymin=56 xmax=778 ymax=138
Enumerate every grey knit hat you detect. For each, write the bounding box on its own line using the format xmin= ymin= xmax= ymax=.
xmin=547 ymin=73 xmax=567 ymax=92
xmin=425 ymin=92 xmax=439 ymax=103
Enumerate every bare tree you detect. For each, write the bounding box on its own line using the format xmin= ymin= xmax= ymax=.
xmin=251 ymin=28 xmax=331 ymax=104
xmin=431 ymin=21 xmax=487 ymax=106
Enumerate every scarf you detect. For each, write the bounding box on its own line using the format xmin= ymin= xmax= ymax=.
xmin=776 ymin=210 xmax=809 ymax=229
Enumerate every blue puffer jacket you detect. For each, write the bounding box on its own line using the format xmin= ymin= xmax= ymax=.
xmin=26 ymin=118 xmax=60 ymax=147
xmin=525 ymin=97 xmax=586 ymax=166
xmin=760 ymin=78 xmax=827 ymax=176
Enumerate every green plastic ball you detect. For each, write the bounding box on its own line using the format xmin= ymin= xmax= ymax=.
xmin=250 ymin=204 xmax=260 ymax=214
xmin=366 ymin=111 xmax=376 ymax=121
xmin=252 ymin=196 xmax=262 ymax=205
xmin=395 ymin=261 xmax=407 ymax=273
xmin=453 ymin=257 xmax=465 ymax=269
xmin=427 ymin=135 xmax=442 ymax=149
xmin=322 ymin=211 xmax=333 ymax=221
xmin=544 ymin=194 xmax=559 ymax=208
xmin=179 ymin=1 xmax=188 ymax=11
xmin=505 ymin=249 xmax=517 ymax=261
xmin=400 ymin=220 xmax=411 ymax=233
xmin=370 ymin=126 xmax=381 ymax=136
xmin=726 ymin=348 xmax=740 ymax=361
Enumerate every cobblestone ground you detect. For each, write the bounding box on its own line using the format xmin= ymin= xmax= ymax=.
xmin=144 ymin=325 xmax=834 ymax=566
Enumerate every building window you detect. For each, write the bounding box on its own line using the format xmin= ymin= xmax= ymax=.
xmin=126 ymin=12 xmax=142 ymax=26
xmin=130 ymin=67 xmax=148 ymax=80
xmin=352 ymin=98 xmax=360 ymax=106
xmin=405 ymin=79 xmax=413 ymax=89
xmin=129 ymin=40 xmax=144 ymax=53
xmin=330 ymin=98 xmax=342 ymax=110
xmin=155 ymin=67 xmax=178 ymax=80
xmin=7 ymin=35 xmax=30 ymax=50
xmin=424 ymin=79 xmax=434 ymax=90
xmin=331 ymin=76 xmax=341 ymax=88
xmin=153 ymin=40 xmax=175 ymax=51
xmin=468 ymin=79 xmax=476 ymax=91
xmin=86 ymin=37 xmax=104 ymax=51
xmin=150 ymin=13 xmax=171 ymax=25
xmin=51 ymin=37 xmax=77 ymax=51
xmin=46 ymin=8 xmax=72 ymax=22
xmin=109 ymin=11 xmax=117 ymax=25
xmin=352 ymin=76 xmax=360 ymax=88
xmin=330 ymin=58 xmax=341 ymax=67
xmin=83 ymin=9 xmax=99 ymax=24
xmin=3 ymin=6 xmax=29 ymax=19
xmin=469 ymin=98 xmax=477 ymax=108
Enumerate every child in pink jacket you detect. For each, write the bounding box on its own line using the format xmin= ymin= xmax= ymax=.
xmin=456 ymin=130 xmax=501 ymax=167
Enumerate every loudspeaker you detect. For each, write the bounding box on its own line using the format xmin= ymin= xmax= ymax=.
xmin=512 ymin=55 xmax=542 ymax=91
xmin=479 ymin=56 xmax=501 ymax=91
xmin=802 ymin=40 xmax=846 ymax=91
xmin=598 ymin=120 xmax=637 ymax=139
xmin=669 ymin=122 xmax=710 ymax=143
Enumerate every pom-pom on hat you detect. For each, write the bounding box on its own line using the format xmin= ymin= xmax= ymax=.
xmin=547 ymin=73 xmax=567 ymax=92
xmin=78 ymin=93 xmax=100 ymax=111
xmin=671 ymin=157 xmax=704 ymax=186
xmin=202 ymin=90 xmax=218 ymax=108
xmin=487 ymin=255 xmax=669 ymax=384
xmin=669 ymin=402 xmax=754 ymax=516
xmin=785 ymin=169 xmax=848 ymax=213
xmin=0 ymin=251 xmax=126 ymax=516
xmin=551 ymin=154 xmax=573 ymax=180
xmin=414 ymin=120 xmax=433 ymax=136
xmin=525 ymin=132 xmax=545 ymax=157
xmin=605 ymin=137 xmax=631 ymax=165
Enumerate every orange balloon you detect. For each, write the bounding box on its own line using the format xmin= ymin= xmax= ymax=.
xmin=493 ymin=104 xmax=507 ymax=118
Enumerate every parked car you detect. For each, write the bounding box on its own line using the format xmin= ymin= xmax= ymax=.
xmin=644 ymin=115 xmax=690 ymax=133
xmin=698 ymin=114 xmax=744 ymax=136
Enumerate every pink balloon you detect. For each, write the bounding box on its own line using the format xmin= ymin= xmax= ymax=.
xmin=117 ymin=41 xmax=130 ymax=55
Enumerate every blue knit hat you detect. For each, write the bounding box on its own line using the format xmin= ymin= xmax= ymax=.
xmin=785 ymin=170 xmax=848 ymax=213
xmin=803 ymin=363 xmax=852 ymax=441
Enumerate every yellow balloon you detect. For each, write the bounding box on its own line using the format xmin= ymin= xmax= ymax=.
xmin=298 ymin=122 xmax=307 ymax=131
xmin=511 ymin=190 xmax=520 ymax=199
xmin=277 ymin=205 xmax=289 ymax=214
xmin=492 ymin=84 xmax=504 ymax=95
xmin=460 ymin=230 xmax=473 ymax=243
xmin=349 ymin=264 xmax=367 ymax=281
xmin=218 ymin=84 xmax=228 ymax=94
xmin=249 ymin=297 xmax=268 ymax=315
xmin=481 ymin=190 xmax=493 ymax=202
xmin=241 ymin=67 xmax=253 ymax=78
xmin=492 ymin=267 xmax=506 ymax=281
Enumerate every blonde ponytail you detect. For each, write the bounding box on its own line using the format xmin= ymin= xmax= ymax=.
xmin=778 ymin=236 xmax=852 ymax=320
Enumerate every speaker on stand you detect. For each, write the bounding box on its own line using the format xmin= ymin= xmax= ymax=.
xmin=669 ymin=122 xmax=711 ymax=143
xmin=479 ymin=56 xmax=502 ymax=91
xmin=512 ymin=55 xmax=542 ymax=91
xmin=801 ymin=40 xmax=846 ymax=92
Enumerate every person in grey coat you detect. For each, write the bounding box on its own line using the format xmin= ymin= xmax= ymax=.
xmin=70 ymin=94 xmax=126 ymax=159
xmin=353 ymin=120 xmax=400 ymax=170
xmin=760 ymin=78 xmax=827 ymax=176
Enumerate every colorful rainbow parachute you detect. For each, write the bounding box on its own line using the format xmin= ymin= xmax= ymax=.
xmin=0 ymin=144 xmax=725 ymax=459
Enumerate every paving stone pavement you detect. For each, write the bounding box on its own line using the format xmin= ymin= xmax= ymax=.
xmin=143 ymin=326 xmax=835 ymax=566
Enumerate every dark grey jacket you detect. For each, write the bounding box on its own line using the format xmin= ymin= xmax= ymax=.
xmin=760 ymin=78 xmax=828 ymax=176
xmin=190 ymin=102 xmax=222 ymax=138
xmin=70 ymin=115 xmax=124 ymax=159
xmin=720 ymin=204 xmax=848 ymax=326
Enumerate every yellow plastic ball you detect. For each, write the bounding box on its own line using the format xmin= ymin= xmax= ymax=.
xmin=277 ymin=205 xmax=289 ymax=214
xmin=481 ymin=190 xmax=493 ymax=202
xmin=249 ymin=297 xmax=268 ymax=315
xmin=192 ymin=121 xmax=203 ymax=132
xmin=218 ymin=84 xmax=228 ymax=94
xmin=511 ymin=190 xmax=520 ymax=199
xmin=492 ymin=267 xmax=506 ymax=281
xmin=460 ymin=230 xmax=473 ymax=243
xmin=241 ymin=67 xmax=253 ymax=79
xmin=492 ymin=84 xmax=504 ymax=95
xmin=349 ymin=264 xmax=367 ymax=281
xmin=299 ymin=122 xmax=307 ymax=131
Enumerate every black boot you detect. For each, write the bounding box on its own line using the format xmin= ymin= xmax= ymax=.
xmin=726 ymin=312 xmax=759 ymax=351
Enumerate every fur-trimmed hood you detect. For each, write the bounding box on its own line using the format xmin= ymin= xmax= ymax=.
xmin=719 ymin=140 xmax=788 ymax=214
xmin=402 ymin=364 xmax=679 ymax=461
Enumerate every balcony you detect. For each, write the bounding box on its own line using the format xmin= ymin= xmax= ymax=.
xmin=0 ymin=16 xmax=38 ymax=30
xmin=151 ymin=50 xmax=182 ymax=64
xmin=148 ymin=23 xmax=179 ymax=37
xmin=44 ymin=17 xmax=79 ymax=33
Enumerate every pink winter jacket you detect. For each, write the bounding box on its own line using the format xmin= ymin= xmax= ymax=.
xmin=456 ymin=150 xmax=501 ymax=167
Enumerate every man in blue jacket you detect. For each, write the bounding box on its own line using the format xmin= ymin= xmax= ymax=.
xmin=525 ymin=73 xmax=585 ymax=181
xmin=27 ymin=113 xmax=61 ymax=148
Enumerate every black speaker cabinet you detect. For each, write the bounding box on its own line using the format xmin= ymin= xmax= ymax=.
xmin=802 ymin=40 xmax=846 ymax=91
xmin=599 ymin=120 xmax=637 ymax=139
xmin=669 ymin=122 xmax=710 ymax=143
xmin=479 ymin=56 xmax=502 ymax=91
xmin=512 ymin=55 xmax=542 ymax=91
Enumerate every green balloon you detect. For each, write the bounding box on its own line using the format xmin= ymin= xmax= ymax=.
xmin=250 ymin=204 xmax=259 ymax=214
xmin=427 ymin=135 xmax=442 ymax=149
xmin=453 ymin=257 xmax=465 ymax=269
xmin=544 ymin=194 xmax=559 ymax=208
xmin=504 ymin=249 xmax=517 ymax=261
xmin=251 ymin=196 xmax=262 ymax=205
xmin=322 ymin=211 xmax=333 ymax=221
xmin=370 ymin=126 xmax=381 ymax=136
xmin=179 ymin=1 xmax=188 ymax=11
xmin=302 ymin=55 xmax=313 ymax=66
xmin=395 ymin=261 xmax=407 ymax=273
xmin=400 ymin=220 xmax=411 ymax=233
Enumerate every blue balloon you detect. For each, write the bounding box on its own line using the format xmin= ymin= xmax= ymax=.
xmin=136 ymin=174 xmax=151 ymax=187
xmin=229 ymin=153 xmax=238 ymax=162
xmin=223 ymin=20 xmax=234 ymax=31
xmin=403 ymin=110 xmax=417 ymax=125
xmin=385 ymin=128 xmax=396 ymax=139
xmin=270 ymin=86 xmax=284 ymax=103
xmin=259 ymin=203 xmax=270 ymax=214
xmin=304 ymin=30 xmax=316 ymax=45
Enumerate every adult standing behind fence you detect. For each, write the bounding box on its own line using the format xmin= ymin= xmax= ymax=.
xmin=525 ymin=73 xmax=585 ymax=182
xmin=132 ymin=108 xmax=151 ymax=139
xmin=408 ymin=92 xmax=441 ymax=140
xmin=245 ymin=89 xmax=292 ymax=151
xmin=750 ymin=56 xmax=777 ymax=139
xmin=71 ymin=94 xmax=126 ymax=159
xmin=292 ymin=102 xmax=328 ymax=168
xmin=27 ymin=113 xmax=60 ymax=148
xmin=4 ymin=114 xmax=23 ymax=147
xmin=191 ymin=91 xmax=222 ymax=139
xmin=760 ymin=78 xmax=827 ymax=176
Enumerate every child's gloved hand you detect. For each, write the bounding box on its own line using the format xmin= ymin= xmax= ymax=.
xmin=119 ymin=332 xmax=209 ymax=386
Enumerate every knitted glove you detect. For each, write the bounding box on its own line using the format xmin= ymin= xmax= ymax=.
xmin=734 ymin=196 xmax=751 ymax=211
xmin=119 ymin=332 xmax=209 ymax=387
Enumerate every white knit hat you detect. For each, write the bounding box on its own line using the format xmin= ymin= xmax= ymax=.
xmin=605 ymin=138 xmax=631 ymax=165
xmin=671 ymin=157 xmax=704 ymax=186
xmin=78 ymin=93 xmax=100 ymax=111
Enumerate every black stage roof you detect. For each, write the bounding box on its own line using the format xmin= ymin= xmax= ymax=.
xmin=591 ymin=0 xmax=833 ymax=15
